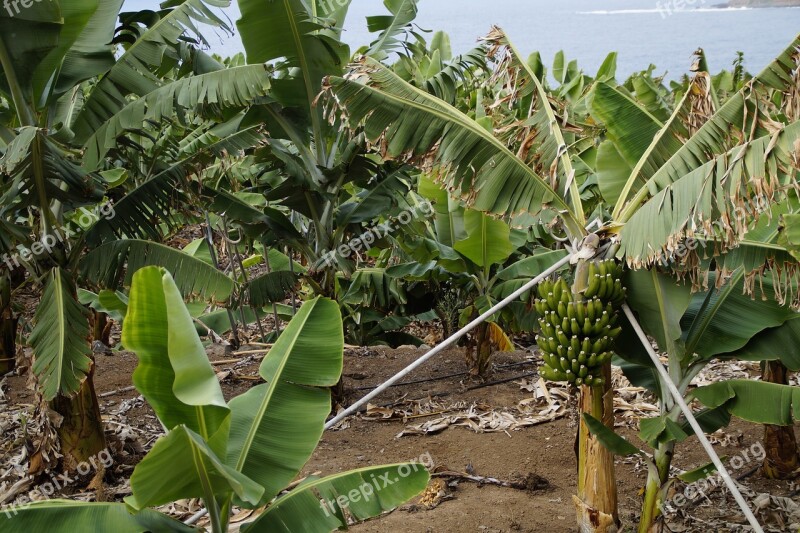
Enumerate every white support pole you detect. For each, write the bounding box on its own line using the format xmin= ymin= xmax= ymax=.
xmin=621 ymin=304 xmax=763 ymax=533
xmin=324 ymin=253 xmax=574 ymax=430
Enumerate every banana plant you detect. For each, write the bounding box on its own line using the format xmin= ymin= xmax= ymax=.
xmin=325 ymin=25 xmax=800 ymax=531
xmin=0 ymin=0 xmax=126 ymax=463
xmin=5 ymin=267 xmax=429 ymax=532
xmin=722 ymin=315 xmax=800 ymax=479
xmin=586 ymin=41 xmax=800 ymax=531
xmin=0 ymin=0 xmax=289 ymax=463
xmin=588 ymin=267 xmax=800 ymax=531
xmin=231 ymin=0 xmax=486 ymax=300
xmin=386 ymin=175 xmax=569 ymax=375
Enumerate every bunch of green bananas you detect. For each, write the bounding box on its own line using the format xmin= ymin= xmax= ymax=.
xmin=534 ymin=260 xmax=626 ymax=387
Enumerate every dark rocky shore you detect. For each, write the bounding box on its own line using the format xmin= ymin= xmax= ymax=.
xmin=725 ymin=0 xmax=800 ymax=7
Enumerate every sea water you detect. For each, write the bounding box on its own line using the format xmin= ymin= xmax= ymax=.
xmin=125 ymin=0 xmax=799 ymax=79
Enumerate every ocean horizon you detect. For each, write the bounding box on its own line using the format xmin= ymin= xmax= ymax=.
xmin=123 ymin=0 xmax=800 ymax=79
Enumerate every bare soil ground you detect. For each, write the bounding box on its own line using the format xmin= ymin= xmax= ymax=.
xmin=3 ymin=343 xmax=799 ymax=532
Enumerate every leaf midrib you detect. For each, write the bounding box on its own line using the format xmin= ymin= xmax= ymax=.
xmin=233 ymin=298 xmax=318 ymax=472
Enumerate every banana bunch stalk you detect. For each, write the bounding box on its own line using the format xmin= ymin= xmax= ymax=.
xmin=534 ymin=259 xmax=626 ymax=387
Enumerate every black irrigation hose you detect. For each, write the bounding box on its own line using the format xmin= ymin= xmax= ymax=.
xmin=338 ymin=370 xmax=539 ymax=418
xmin=464 ymin=371 xmax=538 ymax=391
xmin=350 ymin=359 xmax=537 ymax=391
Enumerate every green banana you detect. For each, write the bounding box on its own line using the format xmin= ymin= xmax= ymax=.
xmin=576 ymin=300 xmax=586 ymax=324
xmin=591 ymin=336 xmax=609 ymax=354
xmin=561 ymin=288 xmax=571 ymax=304
xmin=558 ymin=301 xmax=567 ymax=319
xmin=537 ymin=280 xmax=552 ymax=300
xmin=547 ymin=337 xmax=560 ymax=354
xmin=540 ymin=365 xmax=567 ymax=382
xmin=557 ymin=329 xmax=570 ymax=347
xmin=593 ymin=298 xmax=604 ymax=319
xmin=552 ymin=282 xmax=563 ymax=306
xmin=597 ymin=311 xmax=611 ymax=331
xmin=536 ymin=335 xmax=548 ymax=352
xmin=546 ymin=291 xmax=557 ymax=310
xmin=566 ymin=346 xmax=576 ymax=362
xmin=570 ymin=336 xmax=581 ymax=353
xmin=581 ymin=337 xmax=592 ymax=353
xmin=587 ymin=261 xmax=597 ymax=279
xmin=585 ymin=273 xmax=601 ymax=298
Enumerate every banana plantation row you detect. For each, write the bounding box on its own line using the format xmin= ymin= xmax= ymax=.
xmin=0 ymin=0 xmax=799 ymax=531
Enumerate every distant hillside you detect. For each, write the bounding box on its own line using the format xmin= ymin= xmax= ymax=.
xmin=726 ymin=0 xmax=800 ymax=6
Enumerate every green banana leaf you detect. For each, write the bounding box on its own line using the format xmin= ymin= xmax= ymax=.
xmin=453 ymin=210 xmax=514 ymax=269
xmin=726 ymin=314 xmax=800 ymax=371
xmin=622 ymin=268 xmax=692 ymax=353
xmin=325 ymin=57 xmax=585 ymax=238
xmin=122 ymin=267 xmax=229 ymax=437
xmin=29 ymin=268 xmax=92 ymax=400
xmin=226 ymin=297 xmax=344 ymax=506
xmin=693 ymin=380 xmax=800 ymax=426
xmin=681 ymin=270 xmax=795 ymax=359
xmin=583 ymin=414 xmax=641 ymax=456
xmin=243 ymin=464 xmax=430 ymax=532
xmin=126 ymin=425 xmax=263 ymax=510
xmin=366 ymin=0 xmax=419 ymax=61
xmin=80 ymin=239 xmax=235 ymax=301
xmin=3 ymin=501 xmax=194 ymax=532
xmin=237 ymin=0 xmax=348 ymax=128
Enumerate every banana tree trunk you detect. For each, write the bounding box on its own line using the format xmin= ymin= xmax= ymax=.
xmin=92 ymin=310 xmax=112 ymax=346
xmin=51 ymin=361 xmax=107 ymax=466
xmin=0 ymin=273 xmax=16 ymax=376
xmin=573 ymin=258 xmax=619 ymax=532
xmin=466 ymin=321 xmax=493 ymax=377
xmin=0 ymin=307 xmax=16 ymax=376
xmin=574 ymin=361 xmax=619 ymax=532
xmin=761 ymin=360 xmax=799 ymax=479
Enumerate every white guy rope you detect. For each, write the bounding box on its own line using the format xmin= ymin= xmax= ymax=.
xmin=621 ymin=303 xmax=763 ymax=533
xmin=324 ymin=253 xmax=574 ymax=430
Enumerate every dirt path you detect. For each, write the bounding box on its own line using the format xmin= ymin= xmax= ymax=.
xmin=3 ymin=344 xmax=798 ymax=532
